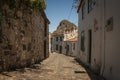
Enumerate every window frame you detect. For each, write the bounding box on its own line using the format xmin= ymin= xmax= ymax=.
xmin=82 ymin=2 xmax=86 ymax=20
xmin=88 ymin=0 xmax=96 ymax=13
xmin=80 ymin=31 xmax=85 ymax=52
xmin=56 ymin=37 xmax=58 ymax=41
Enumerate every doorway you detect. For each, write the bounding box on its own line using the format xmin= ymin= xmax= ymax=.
xmin=59 ymin=46 xmax=62 ymax=53
xmin=88 ymin=30 xmax=92 ymax=64
xmin=44 ymin=40 xmax=47 ymax=59
xmin=66 ymin=45 xmax=69 ymax=55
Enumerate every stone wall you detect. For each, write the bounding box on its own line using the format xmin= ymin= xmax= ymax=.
xmin=0 ymin=0 xmax=49 ymax=71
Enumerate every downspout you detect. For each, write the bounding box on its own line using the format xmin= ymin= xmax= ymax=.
xmin=101 ymin=0 xmax=106 ymax=76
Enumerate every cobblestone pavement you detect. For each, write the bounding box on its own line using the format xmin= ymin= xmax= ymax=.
xmin=0 ymin=53 xmax=103 ymax=80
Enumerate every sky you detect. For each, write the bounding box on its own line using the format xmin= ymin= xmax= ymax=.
xmin=45 ymin=0 xmax=78 ymax=32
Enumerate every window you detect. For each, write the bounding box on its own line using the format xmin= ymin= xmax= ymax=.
xmin=88 ymin=0 xmax=96 ymax=13
xmin=106 ymin=17 xmax=113 ymax=31
xmin=81 ymin=31 xmax=85 ymax=52
xmin=73 ymin=43 xmax=75 ymax=50
xmin=60 ymin=36 xmax=62 ymax=41
xmin=56 ymin=37 xmax=58 ymax=41
xmin=82 ymin=2 xmax=86 ymax=19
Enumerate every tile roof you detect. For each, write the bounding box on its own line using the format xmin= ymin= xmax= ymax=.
xmin=65 ymin=36 xmax=78 ymax=42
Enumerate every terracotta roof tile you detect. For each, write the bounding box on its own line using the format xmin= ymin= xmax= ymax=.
xmin=65 ymin=37 xmax=78 ymax=42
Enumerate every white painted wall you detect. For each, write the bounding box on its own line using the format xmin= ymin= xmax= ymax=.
xmin=78 ymin=0 xmax=120 ymax=79
xmin=71 ymin=42 xmax=78 ymax=57
xmin=101 ymin=0 xmax=120 ymax=80
xmin=51 ymin=35 xmax=63 ymax=53
xmin=77 ymin=0 xmax=102 ymax=73
xmin=62 ymin=41 xmax=78 ymax=57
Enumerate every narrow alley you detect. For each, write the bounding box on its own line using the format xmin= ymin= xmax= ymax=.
xmin=0 ymin=0 xmax=120 ymax=80
xmin=0 ymin=53 xmax=103 ymax=80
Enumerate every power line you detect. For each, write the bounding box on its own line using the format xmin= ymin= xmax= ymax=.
xmin=67 ymin=0 xmax=74 ymax=20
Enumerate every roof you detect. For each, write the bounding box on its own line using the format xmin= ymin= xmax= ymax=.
xmin=77 ymin=0 xmax=84 ymax=13
xmin=65 ymin=36 xmax=78 ymax=42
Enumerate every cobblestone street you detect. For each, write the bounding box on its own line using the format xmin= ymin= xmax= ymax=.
xmin=0 ymin=53 xmax=102 ymax=80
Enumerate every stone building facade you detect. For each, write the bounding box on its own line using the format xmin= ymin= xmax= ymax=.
xmin=51 ymin=20 xmax=78 ymax=57
xmin=0 ymin=0 xmax=49 ymax=71
xmin=51 ymin=32 xmax=63 ymax=53
xmin=77 ymin=0 xmax=120 ymax=80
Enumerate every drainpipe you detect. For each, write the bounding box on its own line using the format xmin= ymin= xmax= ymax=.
xmin=101 ymin=0 xmax=106 ymax=77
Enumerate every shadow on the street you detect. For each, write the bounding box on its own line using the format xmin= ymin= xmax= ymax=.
xmin=0 ymin=63 xmax=42 ymax=77
xmin=74 ymin=58 xmax=105 ymax=80
xmin=28 ymin=63 xmax=41 ymax=70
xmin=74 ymin=70 xmax=86 ymax=74
xmin=0 ymin=72 xmax=12 ymax=77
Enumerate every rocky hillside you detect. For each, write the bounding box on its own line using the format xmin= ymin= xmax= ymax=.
xmin=52 ymin=20 xmax=77 ymax=36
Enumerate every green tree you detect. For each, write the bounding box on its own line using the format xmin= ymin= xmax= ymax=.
xmin=26 ymin=0 xmax=46 ymax=10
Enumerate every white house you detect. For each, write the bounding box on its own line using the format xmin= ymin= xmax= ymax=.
xmin=63 ymin=27 xmax=78 ymax=56
xmin=77 ymin=0 xmax=120 ymax=80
